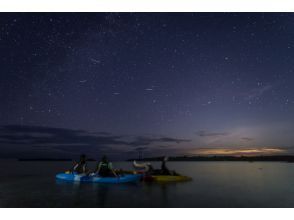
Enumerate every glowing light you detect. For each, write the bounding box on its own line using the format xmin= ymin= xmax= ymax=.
xmin=190 ymin=147 xmax=286 ymax=156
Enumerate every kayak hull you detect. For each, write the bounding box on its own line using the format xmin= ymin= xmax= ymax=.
xmin=115 ymin=170 xmax=192 ymax=182
xmin=56 ymin=173 xmax=142 ymax=183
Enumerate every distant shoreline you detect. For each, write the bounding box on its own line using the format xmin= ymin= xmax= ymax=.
xmin=17 ymin=155 xmax=294 ymax=162
xmin=127 ymin=155 xmax=294 ymax=163
xmin=17 ymin=158 xmax=96 ymax=162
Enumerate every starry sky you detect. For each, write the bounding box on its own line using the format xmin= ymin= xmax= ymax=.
xmin=1 ymin=13 xmax=294 ymax=159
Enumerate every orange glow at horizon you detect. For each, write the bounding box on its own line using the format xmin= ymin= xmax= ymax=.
xmin=189 ymin=147 xmax=286 ymax=156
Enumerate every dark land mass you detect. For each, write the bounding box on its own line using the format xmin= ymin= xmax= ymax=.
xmin=17 ymin=155 xmax=294 ymax=162
xmin=128 ymin=155 xmax=294 ymax=163
xmin=18 ymin=158 xmax=96 ymax=162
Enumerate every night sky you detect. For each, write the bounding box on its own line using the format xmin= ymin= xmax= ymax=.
xmin=1 ymin=13 xmax=294 ymax=159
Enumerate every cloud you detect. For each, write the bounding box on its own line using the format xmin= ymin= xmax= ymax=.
xmin=134 ymin=147 xmax=149 ymax=151
xmin=127 ymin=136 xmax=190 ymax=147
xmin=0 ymin=125 xmax=190 ymax=158
xmin=196 ymin=130 xmax=230 ymax=137
xmin=0 ymin=125 xmax=127 ymax=147
xmin=245 ymin=84 xmax=273 ymax=101
xmin=241 ymin=137 xmax=254 ymax=142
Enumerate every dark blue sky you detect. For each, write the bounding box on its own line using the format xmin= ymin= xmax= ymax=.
xmin=0 ymin=13 xmax=294 ymax=159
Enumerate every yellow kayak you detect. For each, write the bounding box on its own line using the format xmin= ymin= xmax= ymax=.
xmin=151 ymin=175 xmax=191 ymax=182
xmin=115 ymin=170 xmax=192 ymax=182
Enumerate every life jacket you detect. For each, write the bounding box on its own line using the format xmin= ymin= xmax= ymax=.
xmin=98 ymin=161 xmax=112 ymax=176
xmin=100 ymin=162 xmax=110 ymax=170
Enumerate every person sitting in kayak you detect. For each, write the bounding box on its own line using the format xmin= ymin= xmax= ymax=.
xmin=161 ymin=156 xmax=172 ymax=175
xmin=133 ymin=158 xmax=177 ymax=175
xmin=71 ymin=154 xmax=88 ymax=174
xmin=95 ymin=155 xmax=117 ymax=177
xmin=133 ymin=160 xmax=155 ymax=175
xmin=146 ymin=163 xmax=155 ymax=175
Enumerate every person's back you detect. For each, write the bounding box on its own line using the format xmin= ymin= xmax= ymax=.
xmin=161 ymin=156 xmax=171 ymax=175
xmin=72 ymin=154 xmax=87 ymax=174
xmin=96 ymin=156 xmax=116 ymax=177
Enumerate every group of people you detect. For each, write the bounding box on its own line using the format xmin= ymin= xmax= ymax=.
xmin=71 ymin=154 xmax=117 ymax=177
xmin=71 ymin=154 xmax=174 ymax=177
xmin=133 ymin=156 xmax=176 ymax=176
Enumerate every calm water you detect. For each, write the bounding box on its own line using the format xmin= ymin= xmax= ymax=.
xmin=1 ymin=160 xmax=294 ymax=207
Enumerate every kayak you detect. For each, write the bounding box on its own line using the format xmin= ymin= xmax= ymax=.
xmin=131 ymin=161 xmax=191 ymax=182
xmin=56 ymin=173 xmax=142 ymax=183
xmin=118 ymin=170 xmax=191 ymax=182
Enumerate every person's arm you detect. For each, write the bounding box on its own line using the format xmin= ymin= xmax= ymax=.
xmin=71 ymin=161 xmax=78 ymax=172
xmin=82 ymin=164 xmax=86 ymax=173
xmin=109 ymin=163 xmax=117 ymax=177
xmin=95 ymin=162 xmax=101 ymax=174
xmin=144 ymin=164 xmax=150 ymax=172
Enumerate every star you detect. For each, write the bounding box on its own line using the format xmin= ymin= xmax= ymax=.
xmin=90 ymin=58 xmax=101 ymax=64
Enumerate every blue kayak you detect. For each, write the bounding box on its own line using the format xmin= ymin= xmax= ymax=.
xmin=56 ymin=173 xmax=142 ymax=183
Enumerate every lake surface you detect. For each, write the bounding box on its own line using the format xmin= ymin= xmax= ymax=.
xmin=1 ymin=160 xmax=294 ymax=207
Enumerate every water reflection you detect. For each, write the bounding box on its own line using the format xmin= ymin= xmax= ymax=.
xmin=92 ymin=184 xmax=110 ymax=207
xmin=2 ymin=161 xmax=294 ymax=207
